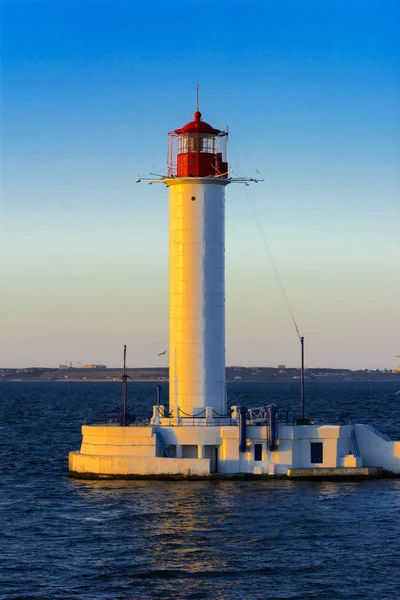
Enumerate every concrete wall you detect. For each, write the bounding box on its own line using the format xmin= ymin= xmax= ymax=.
xmin=182 ymin=445 xmax=198 ymax=458
xmin=289 ymin=425 xmax=353 ymax=469
xmin=69 ymin=452 xmax=211 ymax=477
xmin=159 ymin=423 xmax=357 ymax=474
xmin=337 ymin=435 xmax=355 ymax=459
xmin=79 ymin=425 xmax=156 ymax=457
xmin=233 ymin=425 xmax=354 ymax=473
xmin=355 ymin=424 xmax=400 ymax=473
xmin=161 ymin=425 xmax=221 ymax=447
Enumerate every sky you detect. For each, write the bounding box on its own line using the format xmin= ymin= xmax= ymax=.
xmin=1 ymin=0 xmax=399 ymax=370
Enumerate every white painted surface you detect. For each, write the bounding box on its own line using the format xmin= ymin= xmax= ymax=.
xmin=69 ymin=452 xmax=211 ymax=476
xmin=69 ymin=422 xmax=400 ymax=477
xmin=79 ymin=425 xmax=156 ymax=457
xmin=355 ymin=424 xmax=400 ymax=472
xmin=166 ymin=178 xmax=228 ymax=416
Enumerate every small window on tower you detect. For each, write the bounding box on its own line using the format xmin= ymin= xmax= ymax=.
xmin=254 ymin=444 xmax=262 ymax=461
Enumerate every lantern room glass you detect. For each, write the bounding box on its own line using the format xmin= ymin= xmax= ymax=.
xmin=178 ymin=134 xmax=216 ymax=154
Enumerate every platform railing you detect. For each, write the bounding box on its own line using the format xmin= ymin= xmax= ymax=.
xmin=155 ymin=430 xmax=175 ymax=458
xmin=154 ymin=416 xmax=234 ymax=427
xmin=351 ymin=427 xmax=360 ymax=456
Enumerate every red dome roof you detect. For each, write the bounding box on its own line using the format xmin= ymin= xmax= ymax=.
xmin=174 ymin=111 xmax=221 ymax=135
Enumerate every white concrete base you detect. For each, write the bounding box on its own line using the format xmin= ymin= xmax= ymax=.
xmin=68 ymin=421 xmax=400 ymax=478
xmin=69 ymin=452 xmax=210 ymax=478
xmin=355 ymin=424 xmax=400 ymax=473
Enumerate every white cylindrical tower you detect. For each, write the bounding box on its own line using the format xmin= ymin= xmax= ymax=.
xmin=165 ymin=110 xmax=229 ymax=418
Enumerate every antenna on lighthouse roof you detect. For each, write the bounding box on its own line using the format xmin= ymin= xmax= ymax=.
xmin=196 ymin=84 xmax=199 ymax=112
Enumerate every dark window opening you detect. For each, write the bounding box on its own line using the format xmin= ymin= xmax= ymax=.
xmin=310 ymin=442 xmax=323 ymax=464
xmin=214 ymin=447 xmax=219 ymax=473
xmin=254 ymin=444 xmax=263 ymax=462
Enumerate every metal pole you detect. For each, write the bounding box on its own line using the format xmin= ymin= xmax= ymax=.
xmin=300 ymin=336 xmax=305 ymax=419
xmin=121 ymin=344 xmax=127 ymax=426
xmin=156 ymin=385 xmax=161 ymax=406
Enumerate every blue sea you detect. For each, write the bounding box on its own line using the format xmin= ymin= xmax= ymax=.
xmin=1 ymin=380 xmax=400 ymax=599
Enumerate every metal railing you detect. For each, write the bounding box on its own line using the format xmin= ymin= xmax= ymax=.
xmin=155 ymin=416 xmax=234 ymax=427
xmin=246 ymin=406 xmax=269 ymax=425
xmin=84 ymin=414 xmax=151 ymax=427
xmin=155 ymin=430 xmax=175 ymax=458
xmin=351 ymin=427 xmax=360 ymax=456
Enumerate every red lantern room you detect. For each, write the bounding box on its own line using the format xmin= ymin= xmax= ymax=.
xmin=168 ymin=111 xmax=228 ymax=178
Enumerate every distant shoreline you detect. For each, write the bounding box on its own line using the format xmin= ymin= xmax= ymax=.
xmin=2 ymin=377 xmax=400 ymax=384
xmin=1 ymin=366 xmax=399 ymax=384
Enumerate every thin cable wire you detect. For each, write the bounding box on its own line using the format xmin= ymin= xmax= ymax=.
xmin=246 ymin=191 xmax=302 ymax=341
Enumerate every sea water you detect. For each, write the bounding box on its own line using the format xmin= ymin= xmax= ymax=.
xmin=1 ymin=381 xmax=399 ymax=599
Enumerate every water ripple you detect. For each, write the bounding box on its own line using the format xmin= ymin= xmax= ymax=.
xmin=1 ymin=381 xmax=400 ymax=599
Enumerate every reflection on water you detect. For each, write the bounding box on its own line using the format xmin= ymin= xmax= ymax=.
xmin=316 ymin=481 xmax=359 ymax=499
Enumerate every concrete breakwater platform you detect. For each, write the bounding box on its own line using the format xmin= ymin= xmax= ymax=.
xmin=68 ymin=420 xmax=400 ymax=480
xmin=287 ymin=466 xmax=385 ymax=479
xmin=69 ymin=462 xmax=391 ymax=481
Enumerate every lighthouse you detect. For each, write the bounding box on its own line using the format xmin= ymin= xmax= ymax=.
xmin=69 ymin=99 xmax=396 ymax=481
xmin=166 ymin=109 xmax=229 ymax=419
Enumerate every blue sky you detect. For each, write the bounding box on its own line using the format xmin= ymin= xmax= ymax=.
xmin=1 ymin=0 xmax=399 ymax=369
